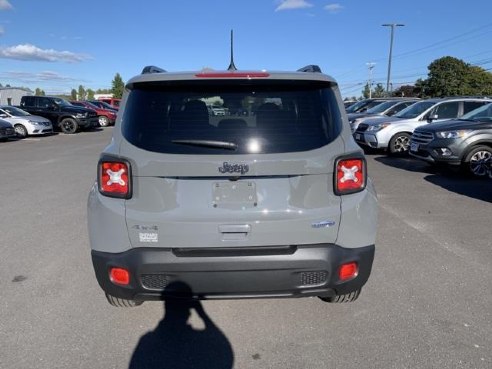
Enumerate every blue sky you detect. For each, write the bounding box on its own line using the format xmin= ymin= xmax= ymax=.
xmin=1 ymin=0 xmax=492 ymax=97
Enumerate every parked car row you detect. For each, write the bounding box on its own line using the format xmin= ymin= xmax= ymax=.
xmin=0 ymin=95 xmax=118 ymax=140
xmin=347 ymin=97 xmax=492 ymax=178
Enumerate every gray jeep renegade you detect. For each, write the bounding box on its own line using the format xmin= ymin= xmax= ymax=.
xmin=87 ymin=65 xmax=378 ymax=307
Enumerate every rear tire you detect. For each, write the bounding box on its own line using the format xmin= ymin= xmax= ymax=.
xmin=105 ymin=293 xmax=143 ymax=307
xmin=14 ymin=124 xmax=28 ymax=138
xmin=389 ymin=132 xmax=411 ymax=156
xmin=462 ymin=145 xmax=492 ymax=178
xmin=319 ymin=289 xmax=360 ymax=303
xmin=60 ymin=118 xmax=78 ymax=134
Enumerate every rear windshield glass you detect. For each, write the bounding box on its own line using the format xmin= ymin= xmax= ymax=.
xmin=122 ymin=80 xmax=342 ymax=155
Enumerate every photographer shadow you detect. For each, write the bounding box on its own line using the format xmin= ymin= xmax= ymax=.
xmin=129 ymin=282 xmax=234 ymax=369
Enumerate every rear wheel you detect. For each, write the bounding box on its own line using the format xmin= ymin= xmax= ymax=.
xmin=462 ymin=146 xmax=492 ymax=178
xmin=98 ymin=116 xmax=109 ymax=127
xmin=389 ymin=132 xmax=411 ymax=155
xmin=14 ymin=124 xmax=28 ymax=138
xmin=60 ymin=118 xmax=78 ymax=134
xmin=319 ymin=289 xmax=360 ymax=303
xmin=105 ymin=293 xmax=143 ymax=307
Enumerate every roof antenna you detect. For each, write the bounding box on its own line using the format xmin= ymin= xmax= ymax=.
xmin=227 ymin=29 xmax=237 ymax=71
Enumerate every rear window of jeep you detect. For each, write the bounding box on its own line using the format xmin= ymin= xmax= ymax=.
xmin=122 ymin=80 xmax=342 ymax=154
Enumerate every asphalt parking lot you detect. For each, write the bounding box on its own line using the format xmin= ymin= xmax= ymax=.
xmin=0 ymin=128 xmax=491 ymax=369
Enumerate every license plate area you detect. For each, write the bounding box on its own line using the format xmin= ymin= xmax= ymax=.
xmin=212 ymin=181 xmax=257 ymax=209
xmin=355 ymin=133 xmax=361 ymax=140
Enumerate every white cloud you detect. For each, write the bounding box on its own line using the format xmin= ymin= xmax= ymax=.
xmin=0 ymin=0 xmax=12 ymax=10
xmin=275 ymin=0 xmax=313 ymax=12
xmin=324 ymin=3 xmax=343 ymax=13
xmin=0 ymin=44 xmax=91 ymax=63
xmin=1 ymin=71 xmax=78 ymax=82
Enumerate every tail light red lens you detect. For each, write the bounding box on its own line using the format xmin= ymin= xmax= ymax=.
xmin=98 ymin=159 xmax=132 ymax=199
xmin=339 ymin=262 xmax=358 ymax=281
xmin=334 ymin=157 xmax=366 ymax=195
xmin=109 ymin=267 xmax=130 ymax=286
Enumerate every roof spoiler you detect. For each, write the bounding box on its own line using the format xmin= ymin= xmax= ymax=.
xmin=141 ymin=66 xmax=167 ymax=74
xmin=297 ymin=65 xmax=322 ymax=73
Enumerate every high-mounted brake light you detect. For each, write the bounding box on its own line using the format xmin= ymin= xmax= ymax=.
xmin=195 ymin=72 xmax=270 ymax=78
xmin=109 ymin=267 xmax=130 ymax=286
xmin=98 ymin=159 xmax=131 ymax=199
xmin=339 ymin=262 xmax=358 ymax=281
xmin=334 ymin=157 xmax=366 ymax=195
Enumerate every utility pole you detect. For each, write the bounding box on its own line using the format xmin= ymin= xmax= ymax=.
xmin=382 ymin=23 xmax=404 ymax=95
xmin=366 ymin=62 xmax=376 ymax=98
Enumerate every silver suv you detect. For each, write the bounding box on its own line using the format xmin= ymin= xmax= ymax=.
xmin=87 ymin=65 xmax=378 ymax=307
xmin=354 ymin=97 xmax=492 ymax=155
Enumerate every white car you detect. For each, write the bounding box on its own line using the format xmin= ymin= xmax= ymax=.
xmin=354 ymin=97 xmax=492 ymax=155
xmin=0 ymin=106 xmax=53 ymax=138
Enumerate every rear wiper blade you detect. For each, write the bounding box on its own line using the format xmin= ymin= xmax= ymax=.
xmin=171 ymin=139 xmax=238 ymax=150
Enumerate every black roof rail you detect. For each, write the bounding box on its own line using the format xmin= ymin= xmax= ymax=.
xmin=141 ymin=66 xmax=167 ymax=74
xmin=297 ymin=65 xmax=322 ymax=73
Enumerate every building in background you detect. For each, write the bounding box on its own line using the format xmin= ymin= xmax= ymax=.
xmin=0 ymin=87 xmax=33 ymax=106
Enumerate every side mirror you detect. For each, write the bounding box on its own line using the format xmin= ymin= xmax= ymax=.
xmin=427 ymin=114 xmax=438 ymax=122
xmin=0 ymin=113 xmax=8 ymax=118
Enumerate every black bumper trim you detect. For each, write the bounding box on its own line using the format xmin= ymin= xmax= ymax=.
xmin=91 ymin=244 xmax=375 ymax=301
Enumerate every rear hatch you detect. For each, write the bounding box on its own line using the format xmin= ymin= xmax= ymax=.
xmin=120 ymin=77 xmax=344 ymax=248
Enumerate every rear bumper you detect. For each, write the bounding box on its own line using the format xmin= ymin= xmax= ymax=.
xmin=91 ymin=243 xmax=375 ymax=301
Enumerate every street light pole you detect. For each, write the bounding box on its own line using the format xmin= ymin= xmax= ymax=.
xmin=382 ymin=23 xmax=404 ymax=95
xmin=366 ymin=62 xmax=376 ymax=98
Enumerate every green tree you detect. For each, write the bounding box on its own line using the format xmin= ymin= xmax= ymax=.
xmin=362 ymin=83 xmax=371 ymax=98
xmin=87 ymin=88 xmax=95 ymax=100
xmin=78 ymin=85 xmax=86 ymax=100
xmin=392 ymin=85 xmax=419 ymax=97
xmin=373 ymin=83 xmax=386 ymax=97
xmin=111 ymin=73 xmax=125 ymax=99
xmin=423 ymin=56 xmax=492 ymax=97
xmin=426 ymin=56 xmax=469 ymax=96
xmin=70 ymin=89 xmax=77 ymax=100
xmin=35 ymin=88 xmax=43 ymax=96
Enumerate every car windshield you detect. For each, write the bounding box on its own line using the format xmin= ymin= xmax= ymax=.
xmin=99 ymin=101 xmax=114 ymax=109
xmin=366 ymin=100 xmax=398 ymax=114
xmin=394 ymin=100 xmax=436 ymax=119
xmin=53 ymin=98 xmax=72 ymax=106
xmin=345 ymin=100 xmax=368 ymax=113
xmin=122 ymin=79 xmax=342 ymax=155
xmin=1 ymin=106 xmax=31 ymax=116
xmin=460 ymin=102 xmax=492 ymax=121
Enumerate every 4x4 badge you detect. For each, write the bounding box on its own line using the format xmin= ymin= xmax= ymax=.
xmin=218 ymin=162 xmax=249 ymax=175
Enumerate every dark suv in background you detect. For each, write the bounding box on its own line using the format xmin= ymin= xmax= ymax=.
xmin=410 ymin=102 xmax=492 ymax=177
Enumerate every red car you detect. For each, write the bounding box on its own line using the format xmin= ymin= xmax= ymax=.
xmin=97 ymin=98 xmax=121 ymax=110
xmin=70 ymin=101 xmax=117 ymax=127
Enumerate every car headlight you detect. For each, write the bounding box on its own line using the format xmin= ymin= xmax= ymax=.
xmin=75 ymin=113 xmax=87 ymax=118
xmin=435 ymin=130 xmax=472 ymax=139
xmin=28 ymin=120 xmax=41 ymax=125
xmin=366 ymin=123 xmax=391 ymax=132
